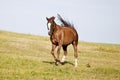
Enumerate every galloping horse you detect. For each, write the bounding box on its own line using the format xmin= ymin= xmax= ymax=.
xmin=46 ymin=14 xmax=78 ymax=67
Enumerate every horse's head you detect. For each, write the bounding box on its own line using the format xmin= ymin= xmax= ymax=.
xmin=46 ymin=16 xmax=56 ymax=36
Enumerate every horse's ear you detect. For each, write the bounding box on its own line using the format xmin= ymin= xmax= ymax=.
xmin=46 ymin=17 xmax=49 ymax=20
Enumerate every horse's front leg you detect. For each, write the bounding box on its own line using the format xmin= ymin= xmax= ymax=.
xmin=51 ymin=44 xmax=57 ymax=61
xmin=56 ymin=42 xmax=62 ymax=65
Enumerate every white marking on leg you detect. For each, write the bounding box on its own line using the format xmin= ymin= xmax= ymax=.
xmin=61 ymin=55 xmax=66 ymax=62
xmin=56 ymin=61 xmax=59 ymax=65
xmin=75 ymin=59 xmax=78 ymax=67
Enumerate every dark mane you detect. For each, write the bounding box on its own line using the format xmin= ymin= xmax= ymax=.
xmin=57 ymin=14 xmax=77 ymax=32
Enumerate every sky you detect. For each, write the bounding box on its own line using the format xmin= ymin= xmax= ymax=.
xmin=0 ymin=0 xmax=120 ymax=44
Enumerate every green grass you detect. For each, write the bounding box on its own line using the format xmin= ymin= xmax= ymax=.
xmin=0 ymin=30 xmax=120 ymax=80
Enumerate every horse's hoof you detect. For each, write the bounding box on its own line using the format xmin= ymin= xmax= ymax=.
xmin=55 ymin=59 xmax=60 ymax=62
xmin=61 ymin=62 xmax=65 ymax=65
xmin=55 ymin=61 xmax=60 ymax=66
xmin=55 ymin=62 xmax=58 ymax=66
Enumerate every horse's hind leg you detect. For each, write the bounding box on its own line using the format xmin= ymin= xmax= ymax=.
xmin=61 ymin=45 xmax=67 ymax=64
xmin=73 ymin=42 xmax=78 ymax=67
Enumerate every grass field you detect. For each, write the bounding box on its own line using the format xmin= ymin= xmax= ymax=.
xmin=0 ymin=30 xmax=120 ymax=80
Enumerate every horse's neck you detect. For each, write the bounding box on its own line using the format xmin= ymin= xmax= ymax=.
xmin=52 ymin=25 xmax=61 ymax=36
xmin=55 ymin=25 xmax=61 ymax=30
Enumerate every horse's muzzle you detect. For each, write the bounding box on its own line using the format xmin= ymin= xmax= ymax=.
xmin=48 ymin=31 xmax=51 ymax=36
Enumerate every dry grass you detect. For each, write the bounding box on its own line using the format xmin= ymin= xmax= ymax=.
xmin=0 ymin=30 xmax=120 ymax=80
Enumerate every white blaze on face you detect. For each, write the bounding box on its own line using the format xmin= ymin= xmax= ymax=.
xmin=47 ymin=23 xmax=51 ymax=31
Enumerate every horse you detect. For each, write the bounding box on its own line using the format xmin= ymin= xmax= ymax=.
xmin=46 ymin=14 xmax=78 ymax=67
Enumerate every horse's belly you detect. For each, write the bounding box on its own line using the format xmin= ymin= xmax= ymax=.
xmin=63 ymin=37 xmax=74 ymax=45
xmin=63 ymin=29 xmax=75 ymax=44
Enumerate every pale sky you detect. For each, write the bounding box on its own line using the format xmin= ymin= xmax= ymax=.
xmin=0 ymin=0 xmax=120 ymax=44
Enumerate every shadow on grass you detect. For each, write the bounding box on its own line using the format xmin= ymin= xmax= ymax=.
xmin=42 ymin=61 xmax=74 ymax=66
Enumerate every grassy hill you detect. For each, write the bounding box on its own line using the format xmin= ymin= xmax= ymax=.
xmin=0 ymin=30 xmax=120 ymax=80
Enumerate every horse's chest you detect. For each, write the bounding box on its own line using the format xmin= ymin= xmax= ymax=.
xmin=50 ymin=36 xmax=58 ymax=45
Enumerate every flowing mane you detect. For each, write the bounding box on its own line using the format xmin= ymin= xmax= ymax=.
xmin=57 ymin=14 xmax=77 ymax=31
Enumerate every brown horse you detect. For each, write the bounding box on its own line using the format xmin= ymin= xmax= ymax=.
xmin=46 ymin=14 xmax=78 ymax=67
